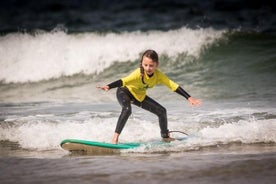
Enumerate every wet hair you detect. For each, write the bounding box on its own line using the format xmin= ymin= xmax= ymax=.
xmin=140 ymin=50 xmax=159 ymax=82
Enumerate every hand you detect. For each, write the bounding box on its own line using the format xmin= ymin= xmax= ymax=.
xmin=188 ymin=97 xmax=201 ymax=106
xmin=97 ymin=85 xmax=110 ymax=91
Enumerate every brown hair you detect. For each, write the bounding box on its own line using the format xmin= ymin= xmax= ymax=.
xmin=140 ymin=50 xmax=159 ymax=81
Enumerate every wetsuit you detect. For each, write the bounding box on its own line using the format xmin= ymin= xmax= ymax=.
xmin=107 ymin=68 xmax=191 ymax=138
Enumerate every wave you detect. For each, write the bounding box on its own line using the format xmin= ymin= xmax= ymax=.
xmin=1 ymin=28 xmax=275 ymax=103
xmin=0 ymin=27 xmax=225 ymax=83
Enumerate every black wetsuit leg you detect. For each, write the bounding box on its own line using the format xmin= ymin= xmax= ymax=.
xmin=115 ymin=87 xmax=169 ymax=138
xmin=115 ymin=87 xmax=132 ymax=134
xmin=133 ymin=96 xmax=169 ymax=138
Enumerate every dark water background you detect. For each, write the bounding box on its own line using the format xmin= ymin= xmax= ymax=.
xmin=1 ymin=0 xmax=276 ymax=33
xmin=0 ymin=0 xmax=276 ymax=184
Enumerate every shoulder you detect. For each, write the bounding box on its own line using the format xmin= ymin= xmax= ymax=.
xmin=155 ymin=69 xmax=168 ymax=78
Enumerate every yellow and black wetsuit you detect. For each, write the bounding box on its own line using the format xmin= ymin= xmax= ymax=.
xmin=107 ymin=68 xmax=191 ymax=138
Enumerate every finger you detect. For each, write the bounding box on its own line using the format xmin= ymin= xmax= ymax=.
xmin=97 ymin=86 xmax=105 ymax=90
xmin=195 ymin=100 xmax=201 ymax=106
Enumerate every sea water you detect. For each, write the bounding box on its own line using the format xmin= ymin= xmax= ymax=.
xmin=1 ymin=1 xmax=276 ymax=184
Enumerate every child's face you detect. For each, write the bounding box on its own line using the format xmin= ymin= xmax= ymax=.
xmin=141 ymin=56 xmax=158 ymax=75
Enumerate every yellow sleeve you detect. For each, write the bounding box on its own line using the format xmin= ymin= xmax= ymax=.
xmin=121 ymin=68 xmax=140 ymax=86
xmin=157 ymin=70 xmax=179 ymax=91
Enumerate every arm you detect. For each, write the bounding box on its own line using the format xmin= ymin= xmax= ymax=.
xmin=175 ymin=86 xmax=191 ymax=99
xmin=97 ymin=79 xmax=123 ymax=91
xmin=157 ymin=71 xmax=201 ymax=106
xmin=175 ymin=86 xmax=201 ymax=106
xmin=98 ymin=68 xmax=141 ymax=91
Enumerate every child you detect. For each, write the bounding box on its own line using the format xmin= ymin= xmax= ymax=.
xmin=97 ymin=49 xmax=201 ymax=144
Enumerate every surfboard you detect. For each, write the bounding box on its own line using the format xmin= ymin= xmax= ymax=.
xmin=60 ymin=139 xmax=141 ymax=154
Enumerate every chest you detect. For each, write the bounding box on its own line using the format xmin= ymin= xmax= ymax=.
xmin=141 ymin=75 xmax=159 ymax=89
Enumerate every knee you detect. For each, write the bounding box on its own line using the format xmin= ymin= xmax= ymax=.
xmin=122 ymin=106 xmax=132 ymax=116
xmin=157 ymin=106 xmax=166 ymax=116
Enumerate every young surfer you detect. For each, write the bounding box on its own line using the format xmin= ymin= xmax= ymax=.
xmin=97 ymin=49 xmax=201 ymax=144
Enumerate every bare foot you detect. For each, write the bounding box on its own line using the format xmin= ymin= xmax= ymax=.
xmin=112 ymin=133 xmax=119 ymax=144
xmin=162 ymin=137 xmax=176 ymax=142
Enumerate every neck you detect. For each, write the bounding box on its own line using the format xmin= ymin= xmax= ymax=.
xmin=147 ymin=73 xmax=154 ymax=77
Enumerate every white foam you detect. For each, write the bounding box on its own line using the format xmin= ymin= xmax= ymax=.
xmin=194 ymin=119 xmax=276 ymax=144
xmin=0 ymin=27 xmax=225 ymax=83
xmin=1 ymin=112 xmax=275 ymax=151
xmin=1 ymin=114 xmax=118 ymax=150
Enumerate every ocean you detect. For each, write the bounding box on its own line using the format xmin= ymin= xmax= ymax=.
xmin=0 ymin=0 xmax=276 ymax=183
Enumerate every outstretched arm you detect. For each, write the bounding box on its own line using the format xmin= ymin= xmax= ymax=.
xmin=97 ymin=79 xmax=123 ymax=91
xmin=175 ymin=86 xmax=201 ymax=106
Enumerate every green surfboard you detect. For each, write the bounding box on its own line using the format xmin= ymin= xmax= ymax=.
xmin=60 ymin=139 xmax=140 ymax=154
